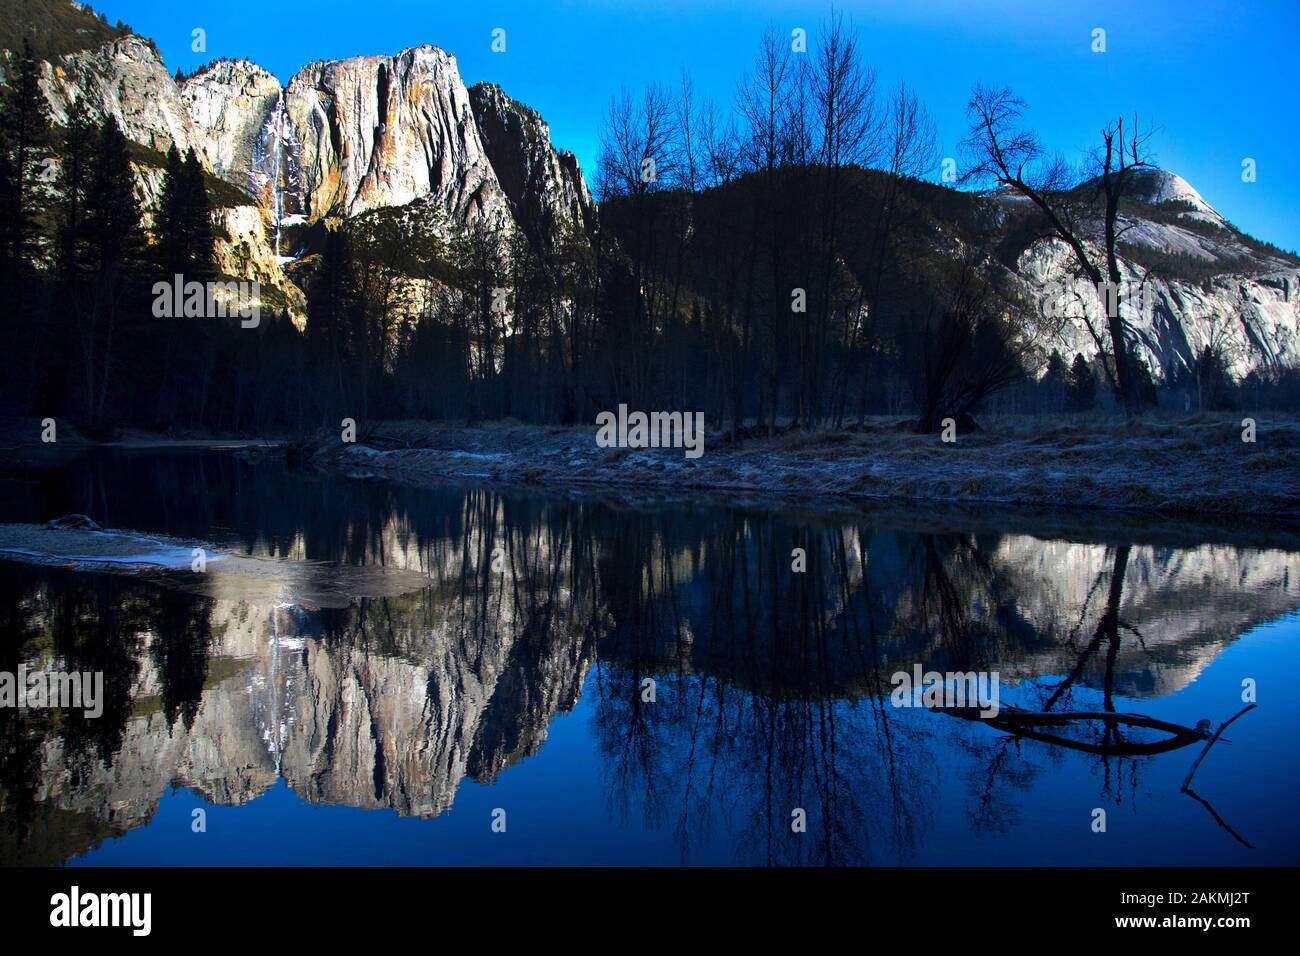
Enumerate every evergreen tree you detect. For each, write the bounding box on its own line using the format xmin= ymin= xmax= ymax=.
xmin=1065 ymin=353 xmax=1096 ymax=412
xmin=1041 ymin=349 xmax=1068 ymax=413
xmin=1130 ymin=354 xmax=1159 ymax=409
xmin=56 ymin=96 xmax=96 ymax=277
xmin=0 ymin=38 xmax=52 ymax=278
xmin=153 ymin=144 xmax=186 ymax=274
xmin=1196 ymin=344 xmax=1234 ymax=411
xmin=182 ymin=148 xmax=215 ymax=280
xmin=154 ymin=146 xmax=214 ymax=279
xmin=84 ymin=117 xmax=143 ymax=275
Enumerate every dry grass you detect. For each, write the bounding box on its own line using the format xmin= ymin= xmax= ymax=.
xmin=316 ymin=413 xmax=1300 ymax=518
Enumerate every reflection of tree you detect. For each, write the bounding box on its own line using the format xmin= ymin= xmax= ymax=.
xmin=960 ymin=543 xmax=1198 ymax=820
xmin=151 ymin=588 xmax=214 ymax=729
xmin=588 ymin=517 xmax=951 ymax=864
xmin=3 ymin=469 xmax=1284 ymax=866
xmin=0 ymin=565 xmax=217 ymax=858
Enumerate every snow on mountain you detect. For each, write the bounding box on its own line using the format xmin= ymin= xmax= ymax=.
xmin=1125 ymin=168 xmax=1222 ymax=220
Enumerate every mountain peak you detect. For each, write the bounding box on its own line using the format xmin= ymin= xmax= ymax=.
xmin=1123 ymin=168 xmax=1220 ymax=219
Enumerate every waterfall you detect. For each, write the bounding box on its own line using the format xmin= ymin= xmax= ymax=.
xmin=268 ymin=92 xmax=286 ymax=259
xmin=255 ymin=90 xmax=299 ymax=264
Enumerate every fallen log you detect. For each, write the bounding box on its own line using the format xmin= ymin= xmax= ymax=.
xmin=940 ymin=705 xmax=1211 ymax=756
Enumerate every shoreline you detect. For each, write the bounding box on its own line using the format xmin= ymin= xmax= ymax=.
xmin=304 ymin=415 xmax=1300 ymax=521
xmin=5 ymin=414 xmax=1296 ymax=521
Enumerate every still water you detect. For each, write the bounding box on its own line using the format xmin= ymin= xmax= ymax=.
xmin=1 ymin=448 xmax=1297 ymax=866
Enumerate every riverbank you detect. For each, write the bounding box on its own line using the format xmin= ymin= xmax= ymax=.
xmin=303 ymin=414 xmax=1300 ymax=519
xmin=0 ymin=417 xmax=283 ymax=468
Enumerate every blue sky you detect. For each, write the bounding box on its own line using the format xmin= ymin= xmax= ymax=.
xmin=95 ymin=0 xmax=1298 ymax=251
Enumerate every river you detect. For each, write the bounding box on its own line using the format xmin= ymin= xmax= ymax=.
xmin=1 ymin=447 xmax=1297 ymax=865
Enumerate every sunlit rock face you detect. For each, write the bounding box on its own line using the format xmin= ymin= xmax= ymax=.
xmin=26 ymin=38 xmax=306 ymax=321
xmin=1002 ymin=169 xmax=1300 ymax=380
xmin=469 ymin=82 xmax=593 ymax=246
xmin=176 ymin=47 xmax=593 ymax=245
xmin=36 ymin=35 xmax=200 ymax=157
xmin=28 ymin=33 xmax=1292 ymax=375
xmin=1016 ymin=241 xmax=1299 ymax=382
xmin=181 ymin=59 xmax=282 ymax=200
xmin=285 ymin=46 xmax=513 ymax=230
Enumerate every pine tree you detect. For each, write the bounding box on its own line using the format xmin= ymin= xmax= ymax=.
xmin=57 ymin=97 xmax=96 ymax=277
xmin=153 ymin=144 xmax=186 ymax=275
xmin=84 ymin=117 xmax=144 ymax=275
xmin=154 ymin=146 xmax=215 ymax=280
xmin=1129 ymin=354 xmax=1159 ymax=409
xmin=1196 ymin=345 xmax=1234 ymax=411
xmin=1066 ymin=353 xmax=1096 ymax=412
xmin=1042 ymin=349 xmax=1068 ymax=413
xmin=0 ymin=38 xmax=52 ymax=277
xmin=182 ymin=148 xmax=214 ymax=280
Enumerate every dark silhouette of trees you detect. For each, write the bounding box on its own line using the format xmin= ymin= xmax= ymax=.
xmin=908 ymin=251 xmax=1028 ymax=433
xmin=154 ymin=145 xmax=215 ymax=279
xmin=4 ymin=18 xmax=1292 ymax=439
xmin=1066 ymin=353 xmax=1097 ymax=412
xmin=0 ymin=38 xmax=49 ymax=281
xmin=961 ymin=86 xmax=1155 ymax=419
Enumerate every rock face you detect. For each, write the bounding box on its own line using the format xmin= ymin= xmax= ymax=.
xmin=998 ymin=170 xmax=1300 ymax=380
xmin=27 ymin=38 xmax=306 ymax=321
xmin=181 ymin=59 xmax=282 ymax=201
xmin=1020 ymin=247 xmax=1298 ymax=381
xmin=36 ymin=35 xmax=199 ymax=157
xmin=176 ymin=46 xmax=595 ymax=250
xmin=9 ymin=15 xmax=1295 ymax=375
xmin=285 ymin=47 xmax=512 ymax=229
xmin=469 ymin=82 xmax=593 ymax=246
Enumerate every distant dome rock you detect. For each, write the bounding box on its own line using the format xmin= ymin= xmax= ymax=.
xmin=1122 ymin=168 xmax=1220 ymax=217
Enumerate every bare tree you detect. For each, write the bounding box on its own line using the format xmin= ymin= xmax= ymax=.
xmin=910 ymin=249 xmax=1029 ymax=433
xmin=837 ymin=79 xmax=936 ymax=428
xmin=804 ymin=12 xmax=880 ymax=428
xmin=961 ymin=85 xmax=1155 ymax=418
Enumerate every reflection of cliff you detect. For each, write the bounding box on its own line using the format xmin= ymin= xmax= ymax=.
xmin=19 ymin=584 xmax=593 ymax=831
xmin=988 ymin=540 xmax=1300 ymax=695
xmin=2 ymin=491 xmax=1298 ymax=865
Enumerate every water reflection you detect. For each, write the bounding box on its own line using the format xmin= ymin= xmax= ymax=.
xmin=0 ymin=452 xmax=1297 ymax=865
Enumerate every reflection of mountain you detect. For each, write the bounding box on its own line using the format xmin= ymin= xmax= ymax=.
xmin=2 ymin=483 xmax=1297 ymax=865
xmin=991 ymin=539 xmax=1300 ymax=696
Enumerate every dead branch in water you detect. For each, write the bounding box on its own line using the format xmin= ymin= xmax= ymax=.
xmin=1182 ymin=703 xmax=1257 ymax=791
